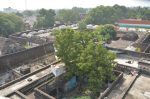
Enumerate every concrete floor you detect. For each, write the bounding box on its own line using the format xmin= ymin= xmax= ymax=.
xmin=126 ymin=74 xmax=150 ymax=99
xmin=107 ymin=73 xmax=137 ymax=99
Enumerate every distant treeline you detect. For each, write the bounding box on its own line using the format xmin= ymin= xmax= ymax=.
xmin=23 ymin=5 xmax=149 ymax=28
xmin=85 ymin=5 xmax=150 ymax=25
xmin=0 ymin=5 xmax=150 ymax=36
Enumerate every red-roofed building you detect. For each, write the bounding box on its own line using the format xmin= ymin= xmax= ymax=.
xmin=116 ymin=19 xmax=150 ymax=32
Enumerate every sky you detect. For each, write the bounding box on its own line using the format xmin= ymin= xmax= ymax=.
xmin=0 ymin=0 xmax=150 ymax=11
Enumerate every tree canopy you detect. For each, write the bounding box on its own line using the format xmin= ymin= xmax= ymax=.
xmin=94 ymin=24 xmax=117 ymax=40
xmin=85 ymin=5 xmax=150 ymax=25
xmin=78 ymin=20 xmax=87 ymax=30
xmin=34 ymin=8 xmax=56 ymax=29
xmin=55 ymin=29 xmax=116 ymax=96
xmin=0 ymin=13 xmax=24 ymax=36
xmin=55 ymin=7 xmax=87 ymax=24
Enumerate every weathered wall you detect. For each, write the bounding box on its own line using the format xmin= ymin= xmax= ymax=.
xmin=34 ymin=78 xmax=56 ymax=99
xmin=98 ymin=71 xmax=123 ymax=99
xmin=106 ymin=46 xmax=150 ymax=59
xmin=121 ymin=75 xmax=139 ymax=99
xmin=0 ymin=43 xmax=54 ymax=71
xmin=19 ymin=74 xmax=54 ymax=95
xmin=0 ymin=64 xmax=52 ymax=89
xmin=34 ymin=88 xmax=56 ymax=99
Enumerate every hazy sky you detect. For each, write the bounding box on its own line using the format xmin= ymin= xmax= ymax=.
xmin=0 ymin=0 xmax=150 ymax=11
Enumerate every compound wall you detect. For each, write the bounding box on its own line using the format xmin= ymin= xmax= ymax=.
xmin=0 ymin=43 xmax=54 ymax=71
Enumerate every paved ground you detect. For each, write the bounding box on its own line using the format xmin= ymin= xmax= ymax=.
xmin=125 ymin=74 xmax=150 ymax=99
xmin=107 ymin=73 xmax=137 ymax=99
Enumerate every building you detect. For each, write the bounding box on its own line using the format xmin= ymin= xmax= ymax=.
xmin=3 ymin=7 xmax=18 ymax=13
xmin=116 ymin=19 xmax=150 ymax=32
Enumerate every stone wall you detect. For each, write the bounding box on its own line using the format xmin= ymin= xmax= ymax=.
xmin=0 ymin=43 xmax=54 ymax=71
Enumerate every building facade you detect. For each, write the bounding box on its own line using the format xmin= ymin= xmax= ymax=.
xmin=116 ymin=19 xmax=150 ymax=32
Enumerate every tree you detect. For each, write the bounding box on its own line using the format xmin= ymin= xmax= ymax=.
xmin=94 ymin=24 xmax=116 ymax=40
xmin=56 ymin=7 xmax=88 ymax=24
xmin=39 ymin=8 xmax=47 ymax=16
xmin=78 ymin=20 xmax=87 ymax=30
xmin=0 ymin=13 xmax=24 ymax=36
xmin=85 ymin=5 xmax=150 ymax=25
xmin=85 ymin=5 xmax=115 ymax=24
xmin=34 ymin=9 xmax=55 ymax=28
xmin=15 ymin=12 xmax=23 ymax=17
xmin=56 ymin=9 xmax=76 ymax=24
xmin=142 ymin=9 xmax=150 ymax=20
xmin=55 ymin=29 xmax=116 ymax=96
xmin=22 ymin=10 xmax=34 ymax=17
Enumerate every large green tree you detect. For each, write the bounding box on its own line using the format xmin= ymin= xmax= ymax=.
xmin=0 ymin=13 xmax=24 ymax=36
xmin=78 ymin=20 xmax=87 ymax=30
xmin=34 ymin=9 xmax=55 ymax=28
xmin=94 ymin=24 xmax=117 ymax=40
xmin=55 ymin=29 xmax=116 ymax=96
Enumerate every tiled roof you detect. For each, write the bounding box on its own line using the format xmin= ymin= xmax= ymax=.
xmin=118 ymin=19 xmax=150 ymax=25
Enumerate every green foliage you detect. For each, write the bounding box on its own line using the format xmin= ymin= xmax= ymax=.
xmin=0 ymin=13 xmax=24 ymax=36
xmin=136 ymin=48 xmax=141 ymax=52
xmin=55 ymin=29 xmax=116 ymax=95
xmin=56 ymin=7 xmax=87 ymax=23
xmin=22 ymin=10 xmax=35 ymax=17
xmin=85 ymin=5 xmax=150 ymax=25
xmin=15 ymin=12 xmax=23 ymax=17
xmin=94 ymin=24 xmax=116 ymax=40
xmin=78 ymin=21 xmax=87 ymax=30
xmin=34 ymin=9 xmax=55 ymax=29
xmin=56 ymin=9 xmax=78 ymax=23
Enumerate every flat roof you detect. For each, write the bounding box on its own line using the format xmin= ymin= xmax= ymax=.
xmin=126 ymin=74 xmax=150 ymax=99
xmin=114 ymin=58 xmax=138 ymax=69
xmin=0 ymin=67 xmax=51 ymax=96
xmin=118 ymin=19 xmax=150 ymax=25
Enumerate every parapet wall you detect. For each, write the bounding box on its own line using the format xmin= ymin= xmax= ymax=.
xmin=98 ymin=70 xmax=123 ymax=99
xmin=0 ymin=42 xmax=54 ymax=71
xmin=106 ymin=46 xmax=150 ymax=59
